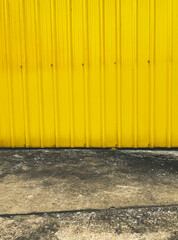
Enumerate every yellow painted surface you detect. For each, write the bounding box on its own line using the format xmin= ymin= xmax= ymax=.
xmin=0 ymin=0 xmax=177 ymax=148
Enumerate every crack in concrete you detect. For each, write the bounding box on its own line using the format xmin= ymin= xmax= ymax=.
xmin=0 ymin=204 xmax=178 ymax=218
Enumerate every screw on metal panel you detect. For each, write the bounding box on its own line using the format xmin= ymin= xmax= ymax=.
xmin=148 ymin=60 xmax=150 ymax=63
xmin=20 ymin=65 xmax=22 ymax=68
xmin=82 ymin=63 xmax=84 ymax=66
xmin=51 ymin=64 xmax=53 ymax=67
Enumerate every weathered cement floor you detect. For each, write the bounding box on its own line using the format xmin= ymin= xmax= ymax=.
xmin=0 ymin=206 xmax=177 ymax=240
xmin=0 ymin=149 xmax=178 ymax=239
xmin=0 ymin=149 xmax=178 ymax=214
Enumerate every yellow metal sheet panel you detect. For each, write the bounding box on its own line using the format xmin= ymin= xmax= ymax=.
xmin=0 ymin=0 xmax=177 ymax=148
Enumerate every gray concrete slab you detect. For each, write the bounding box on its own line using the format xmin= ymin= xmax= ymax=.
xmin=0 ymin=149 xmax=178 ymax=214
xmin=0 ymin=206 xmax=177 ymax=240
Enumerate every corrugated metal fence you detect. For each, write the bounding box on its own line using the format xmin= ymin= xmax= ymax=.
xmin=0 ymin=0 xmax=178 ymax=148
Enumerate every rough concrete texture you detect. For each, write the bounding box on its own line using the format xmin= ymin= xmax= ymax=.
xmin=0 ymin=149 xmax=178 ymax=214
xmin=0 ymin=206 xmax=177 ymax=240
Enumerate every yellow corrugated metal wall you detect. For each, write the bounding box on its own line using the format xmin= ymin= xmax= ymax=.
xmin=0 ymin=0 xmax=178 ymax=148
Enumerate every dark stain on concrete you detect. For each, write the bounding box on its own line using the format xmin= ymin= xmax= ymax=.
xmin=0 ymin=149 xmax=177 ymax=186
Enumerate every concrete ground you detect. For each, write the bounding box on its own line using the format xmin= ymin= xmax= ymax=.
xmin=0 ymin=149 xmax=178 ymax=239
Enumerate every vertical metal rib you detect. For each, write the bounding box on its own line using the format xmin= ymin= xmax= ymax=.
xmin=50 ymin=0 xmax=58 ymax=147
xmin=82 ymin=0 xmax=90 ymax=147
xmin=133 ymin=0 xmax=138 ymax=147
xmin=20 ymin=0 xmax=29 ymax=147
xmin=167 ymin=0 xmax=173 ymax=147
xmin=115 ymin=0 xmax=121 ymax=147
xmin=119 ymin=0 xmax=122 ymax=147
xmin=67 ymin=0 xmax=74 ymax=147
xmin=99 ymin=0 xmax=106 ymax=147
xmin=3 ymin=0 xmax=14 ymax=147
xmin=149 ymin=0 xmax=155 ymax=147
xmin=34 ymin=0 xmax=44 ymax=147
xmin=115 ymin=0 xmax=118 ymax=147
